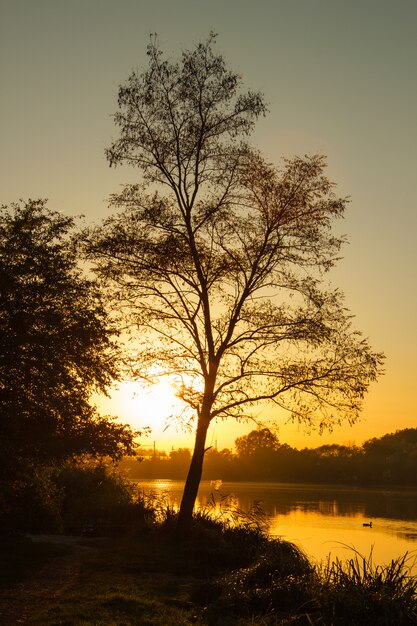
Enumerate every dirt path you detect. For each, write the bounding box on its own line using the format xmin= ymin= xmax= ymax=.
xmin=0 ymin=536 xmax=92 ymax=625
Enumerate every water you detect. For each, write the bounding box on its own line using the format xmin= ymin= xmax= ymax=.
xmin=136 ymin=479 xmax=417 ymax=574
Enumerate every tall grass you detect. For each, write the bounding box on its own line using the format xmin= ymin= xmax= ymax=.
xmin=315 ymin=547 xmax=417 ymax=625
xmin=201 ymin=489 xmax=270 ymax=535
xmin=203 ymin=544 xmax=417 ymax=625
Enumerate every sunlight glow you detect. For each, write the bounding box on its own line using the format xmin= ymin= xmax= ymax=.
xmin=116 ymin=380 xmax=186 ymax=433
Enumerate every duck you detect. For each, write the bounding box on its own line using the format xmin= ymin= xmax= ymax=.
xmin=363 ymin=521 xmax=373 ymax=527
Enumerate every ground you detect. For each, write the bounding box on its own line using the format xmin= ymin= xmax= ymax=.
xmin=0 ymin=534 xmax=203 ymax=625
xmin=0 ymin=536 xmax=90 ymax=625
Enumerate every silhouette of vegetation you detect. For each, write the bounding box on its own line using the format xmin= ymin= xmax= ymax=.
xmin=1 ymin=507 xmax=416 ymax=625
xmin=121 ymin=428 xmax=417 ymax=488
xmin=0 ymin=200 xmax=137 ymax=531
xmin=56 ymin=462 xmax=150 ymax=535
xmin=86 ymin=33 xmax=384 ymax=534
xmin=202 ymin=544 xmax=417 ymax=625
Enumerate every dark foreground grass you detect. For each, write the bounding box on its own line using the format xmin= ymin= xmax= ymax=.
xmin=0 ymin=535 xmax=72 ymax=590
xmin=1 ymin=516 xmax=416 ymax=625
xmin=32 ymin=537 xmax=200 ymax=625
xmin=1 ymin=532 xmax=203 ymax=625
xmin=314 ymin=549 xmax=417 ymax=626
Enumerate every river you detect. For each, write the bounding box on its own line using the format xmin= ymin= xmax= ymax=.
xmin=136 ymin=479 xmax=417 ymax=574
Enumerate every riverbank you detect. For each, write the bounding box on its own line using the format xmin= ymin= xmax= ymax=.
xmin=1 ymin=518 xmax=416 ymax=625
xmin=134 ymin=478 xmax=417 ymax=575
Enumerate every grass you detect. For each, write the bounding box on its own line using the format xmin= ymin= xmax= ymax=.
xmin=1 ymin=493 xmax=416 ymax=625
xmin=2 ymin=529 xmax=417 ymax=625
xmin=30 ymin=537 xmax=200 ymax=625
xmin=314 ymin=547 xmax=417 ymax=625
xmin=0 ymin=535 xmax=72 ymax=590
xmin=203 ymin=545 xmax=417 ymax=625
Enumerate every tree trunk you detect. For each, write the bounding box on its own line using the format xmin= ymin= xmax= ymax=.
xmin=176 ymin=415 xmax=210 ymax=537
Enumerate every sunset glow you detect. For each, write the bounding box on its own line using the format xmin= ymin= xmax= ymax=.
xmin=2 ymin=2 xmax=416 ymax=450
xmin=2 ymin=5 xmax=417 ymax=623
xmin=114 ymin=379 xmax=187 ymax=434
xmin=100 ymin=379 xmax=255 ymax=452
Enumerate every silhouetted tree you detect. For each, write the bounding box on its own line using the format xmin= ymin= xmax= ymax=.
xmin=235 ymin=428 xmax=280 ymax=457
xmin=361 ymin=429 xmax=417 ymax=485
xmin=166 ymin=448 xmax=192 ymax=479
xmin=202 ymin=447 xmax=235 ymax=480
xmin=86 ymin=34 xmax=384 ymax=534
xmin=0 ymin=200 xmax=136 ymax=526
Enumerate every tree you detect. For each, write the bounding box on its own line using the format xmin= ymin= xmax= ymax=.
xmin=0 ymin=200 xmax=136 ymax=522
xmin=86 ymin=34 xmax=384 ymax=534
xmin=235 ymin=428 xmax=280 ymax=457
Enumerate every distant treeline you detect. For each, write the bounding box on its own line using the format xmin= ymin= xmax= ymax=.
xmin=119 ymin=428 xmax=417 ymax=487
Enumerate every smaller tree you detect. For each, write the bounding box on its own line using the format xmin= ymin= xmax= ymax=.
xmin=235 ymin=428 xmax=281 ymax=457
xmin=0 ymin=200 xmax=136 ymax=526
xmin=235 ymin=428 xmax=284 ymax=480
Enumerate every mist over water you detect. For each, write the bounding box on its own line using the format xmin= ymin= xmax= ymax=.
xmin=137 ymin=480 xmax=417 ymax=574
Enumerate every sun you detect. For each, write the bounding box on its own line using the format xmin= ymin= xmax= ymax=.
xmin=97 ymin=376 xmax=257 ymax=452
xmin=112 ymin=379 xmax=187 ymax=435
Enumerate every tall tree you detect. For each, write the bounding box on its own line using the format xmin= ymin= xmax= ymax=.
xmin=0 ymin=199 xmax=136 ymax=511
xmin=87 ymin=34 xmax=384 ymax=533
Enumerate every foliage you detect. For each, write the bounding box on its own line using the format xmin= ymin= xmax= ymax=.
xmin=1 ymin=462 xmax=63 ymax=533
xmin=203 ymin=541 xmax=314 ymax=624
xmin=86 ymin=33 xmax=384 ymax=530
xmin=1 ymin=509 xmax=416 ymax=625
xmin=235 ymin=427 xmax=281 ymax=456
xmin=155 ymin=507 xmax=271 ymax=578
xmin=0 ymin=200 xmax=137 ymax=528
xmin=56 ymin=462 xmax=149 ymax=535
xmin=202 ymin=545 xmax=417 ymax=625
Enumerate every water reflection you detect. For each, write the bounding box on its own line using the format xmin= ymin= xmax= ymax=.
xmin=137 ymin=480 xmax=417 ymax=574
xmin=202 ymin=482 xmax=417 ymax=522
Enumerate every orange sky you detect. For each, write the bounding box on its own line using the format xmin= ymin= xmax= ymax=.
xmin=1 ymin=1 xmax=416 ymax=451
xmin=98 ymin=365 xmax=412 ymax=452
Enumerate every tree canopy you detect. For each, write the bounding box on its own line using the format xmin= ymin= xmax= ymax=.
xmin=87 ymin=34 xmax=384 ymax=532
xmin=235 ymin=428 xmax=281 ymax=457
xmin=0 ymin=199 xmax=136 ymax=494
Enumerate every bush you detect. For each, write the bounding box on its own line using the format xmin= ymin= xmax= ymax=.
xmin=0 ymin=463 xmax=62 ymax=534
xmin=200 ymin=543 xmax=417 ymax=625
xmin=202 ymin=539 xmax=314 ymax=623
xmin=56 ymin=463 xmax=152 ymax=535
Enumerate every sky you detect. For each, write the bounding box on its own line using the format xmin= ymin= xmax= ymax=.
xmin=1 ymin=0 xmax=416 ymax=451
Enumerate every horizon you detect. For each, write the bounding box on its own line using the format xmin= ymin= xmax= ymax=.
xmin=121 ymin=424 xmax=416 ymax=457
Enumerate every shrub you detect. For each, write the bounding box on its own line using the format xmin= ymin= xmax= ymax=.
xmin=199 ymin=540 xmax=417 ymax=625
xmin=202 ymin=539 xmax=314 ymax=623
xmin=1 ymin=463 xmax=62 ymax=534
xmin=56 ymin=462 xmax=152 ymax=535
